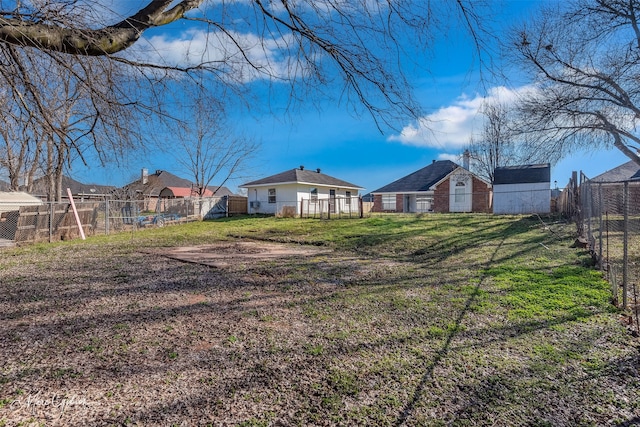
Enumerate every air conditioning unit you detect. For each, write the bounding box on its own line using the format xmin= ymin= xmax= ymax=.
xmin=250 ymin=201 xmax=261 ymax=209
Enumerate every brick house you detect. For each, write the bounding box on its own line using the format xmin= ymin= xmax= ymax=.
xmin=371 ymin=160 xmax=492 ymax=213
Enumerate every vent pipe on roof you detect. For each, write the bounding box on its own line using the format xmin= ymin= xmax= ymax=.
xmin=141 ymin=168 xmax=148 ymax=185
xmin=300 ymin=165 xmax=304 ymax=170
xmin=316 ymin=168 xmax=321 ymax=173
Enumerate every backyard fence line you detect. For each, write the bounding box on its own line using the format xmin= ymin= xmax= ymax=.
xmin=0 ymin=195 xmax=248 ymax=244
xmin=576 ymin=173 xmax=640 ymax=333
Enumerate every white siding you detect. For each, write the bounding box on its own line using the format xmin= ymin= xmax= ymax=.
xmin=493 ymin=183 xmax=550 ymax=214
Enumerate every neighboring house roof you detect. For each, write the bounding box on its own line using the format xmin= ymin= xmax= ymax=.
xmin=206 ymin=186 xmax=235 ymax=197
xmin=241 ymin=167 xmax=362 ymax=189
xmin=0 ymin=191 xmax=43 ymax=213
xmin=361 ymin=193 xmax=374 ymax=202
xmin=123 ymin=170 xmax=194 ymax=197
xmin=160 ymin=187 xmax=214 ymax=198
xmin=371 ymin=160 xmax=458 ymax=193
xmin=590 ymin=160 xmax=640 ymax=183
xmin=30 ymin=175 xmax=115 ymax=197
xmin=493 ymin=164 xmax=551 ymax=185
xmin=124 ymin=169 xmax=236 ymax=198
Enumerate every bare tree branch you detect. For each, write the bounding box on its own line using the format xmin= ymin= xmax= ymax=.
xmin=0 ymin=0 xmax=204 ymax=55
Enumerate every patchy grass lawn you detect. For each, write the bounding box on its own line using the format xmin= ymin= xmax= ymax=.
xmin=0 ymin=214 xmax=638 ymax=426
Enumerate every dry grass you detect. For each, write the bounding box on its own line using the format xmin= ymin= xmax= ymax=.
xmin=0 ymin=214 xmax=638 ymax=426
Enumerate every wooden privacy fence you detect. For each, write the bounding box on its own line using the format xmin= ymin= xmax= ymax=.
xmin=14 ymin=203 xmax=98 ymax=243
xmin=2 ymin=196 xmax=250 ymax=244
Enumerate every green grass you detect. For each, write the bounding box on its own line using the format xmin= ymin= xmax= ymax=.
xmin=0 ymin=214 xmax=636 ymax=426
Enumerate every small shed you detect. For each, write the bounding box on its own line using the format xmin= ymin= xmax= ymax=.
xmin=0 ymin=192 xmax=43 ymax=243
xmin=493 ymin=164 xmax=551 ymax=214
xmin=0 ymin=191 xmax=43 ymax=214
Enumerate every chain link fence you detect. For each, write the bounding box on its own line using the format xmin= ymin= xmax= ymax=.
xmin=578 ymin=173 xmax=640 ymax=333
xmin=0 ymin=196 xmax=247 ymax=245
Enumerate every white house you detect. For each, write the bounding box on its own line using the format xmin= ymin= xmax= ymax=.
xmin=240 ymin=167 xmax=363 ymax=217
xmin=493 ymin=164 xmax=551 ymax=214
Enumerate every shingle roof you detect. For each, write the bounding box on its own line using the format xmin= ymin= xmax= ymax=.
xmin=124 ymin=170 xmax=193 ymax=196
xmin=493 ymin=164 xmax=551 ymax=185
xmin=241 ymin=168 xmax=362 ymax=189
xmin=30 ymin=175 xmax=115 ymax=196
xmin=371 ymin=160 xmax=458 ymax=193
xmin=590 ymin=160 xmax=640 ymax=183
xmin=159 ymin=187 xmax=214 ymax=198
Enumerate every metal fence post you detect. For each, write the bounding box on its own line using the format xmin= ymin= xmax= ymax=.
xmin=623 ymin=181 xmax=629 ymax=309
xmin=49 ymin=202 xmax=54 ymax=243
xmin=105 ymin=198 xmax=110 ymax=236
xmin=598 ymin=183 xmax=603 ymax=269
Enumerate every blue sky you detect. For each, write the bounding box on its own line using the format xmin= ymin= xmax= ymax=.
xmin=70 ymin=0 xmax=631 ymax=194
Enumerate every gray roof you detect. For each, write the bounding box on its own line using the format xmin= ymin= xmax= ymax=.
xmin=590 ymin=160 xmax=640 ymax=183
xmin=31 ymin=175 xmax=115 ymax=196
xmin=241 ymin=168 xmax=362 ymax=189
xmin=493 ymin=164 xmax=551 ymax=185
xmin=372 ymin=160 xmax=458 ymax=193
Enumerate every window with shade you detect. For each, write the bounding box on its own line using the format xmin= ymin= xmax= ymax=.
xmin=382 ymin=194 xmax=396 ymax=210
xmin=268 ymin=188 xmax=276 ymax=203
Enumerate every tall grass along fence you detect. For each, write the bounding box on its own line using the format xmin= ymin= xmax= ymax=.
xmin=0 ymin=195 xmax=247 ymax=244
xmin=577 ymin=172 xmax=640 ymax=333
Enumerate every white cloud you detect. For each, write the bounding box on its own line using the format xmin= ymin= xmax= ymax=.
xmin=388 ymin=85 xmax=535 ymax=150
xmin=128 ymin=28 xmax=302 ymax=83
xmin=437 ymin=153 xmax=461 ymax=162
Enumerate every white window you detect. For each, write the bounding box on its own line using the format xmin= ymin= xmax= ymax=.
xmin=345 ymin=191 xmax=351 ymax=205
xmin=416 ymin=196 xmax=433 ymax=212
xmin=382 ymin=194 xmax=396 ymax=210
xmin=310 ymin=187 xmax=318 ymax=202
xmin=268 ymin=188 xmax=276 ymax=203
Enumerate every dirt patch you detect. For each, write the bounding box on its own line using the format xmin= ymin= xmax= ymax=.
xmin=147 ymin=241 xmax=332 ymax=267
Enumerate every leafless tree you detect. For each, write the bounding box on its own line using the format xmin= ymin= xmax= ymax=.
xmin=0 ymin=1 xmax=489 ymax=190
xmin=467 ymin=100 xmax=547 ymax=183
xmin=171 ymin=90 xmax=258 ymax=197
xmin=510 ymin=0 xmax=640 ymax=167
xmin=0 ymin=1 xmax=489 ymax=124
xmin=0 ymin=43 xmax=145 ymax=199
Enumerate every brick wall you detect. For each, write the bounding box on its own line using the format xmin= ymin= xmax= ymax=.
xmin=471 ymin=176 xmax=492 ymax=213
xmin=372 ymin=194 xmax=403 ymax=213
xmin=433 ymin=180 xmax=450 ymax=213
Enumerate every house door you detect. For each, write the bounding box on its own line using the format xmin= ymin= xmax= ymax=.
xmin=329 ymin=189 xmax=336 ymax=213
xmin=404 ymin=195 xmax=412 ymax=213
